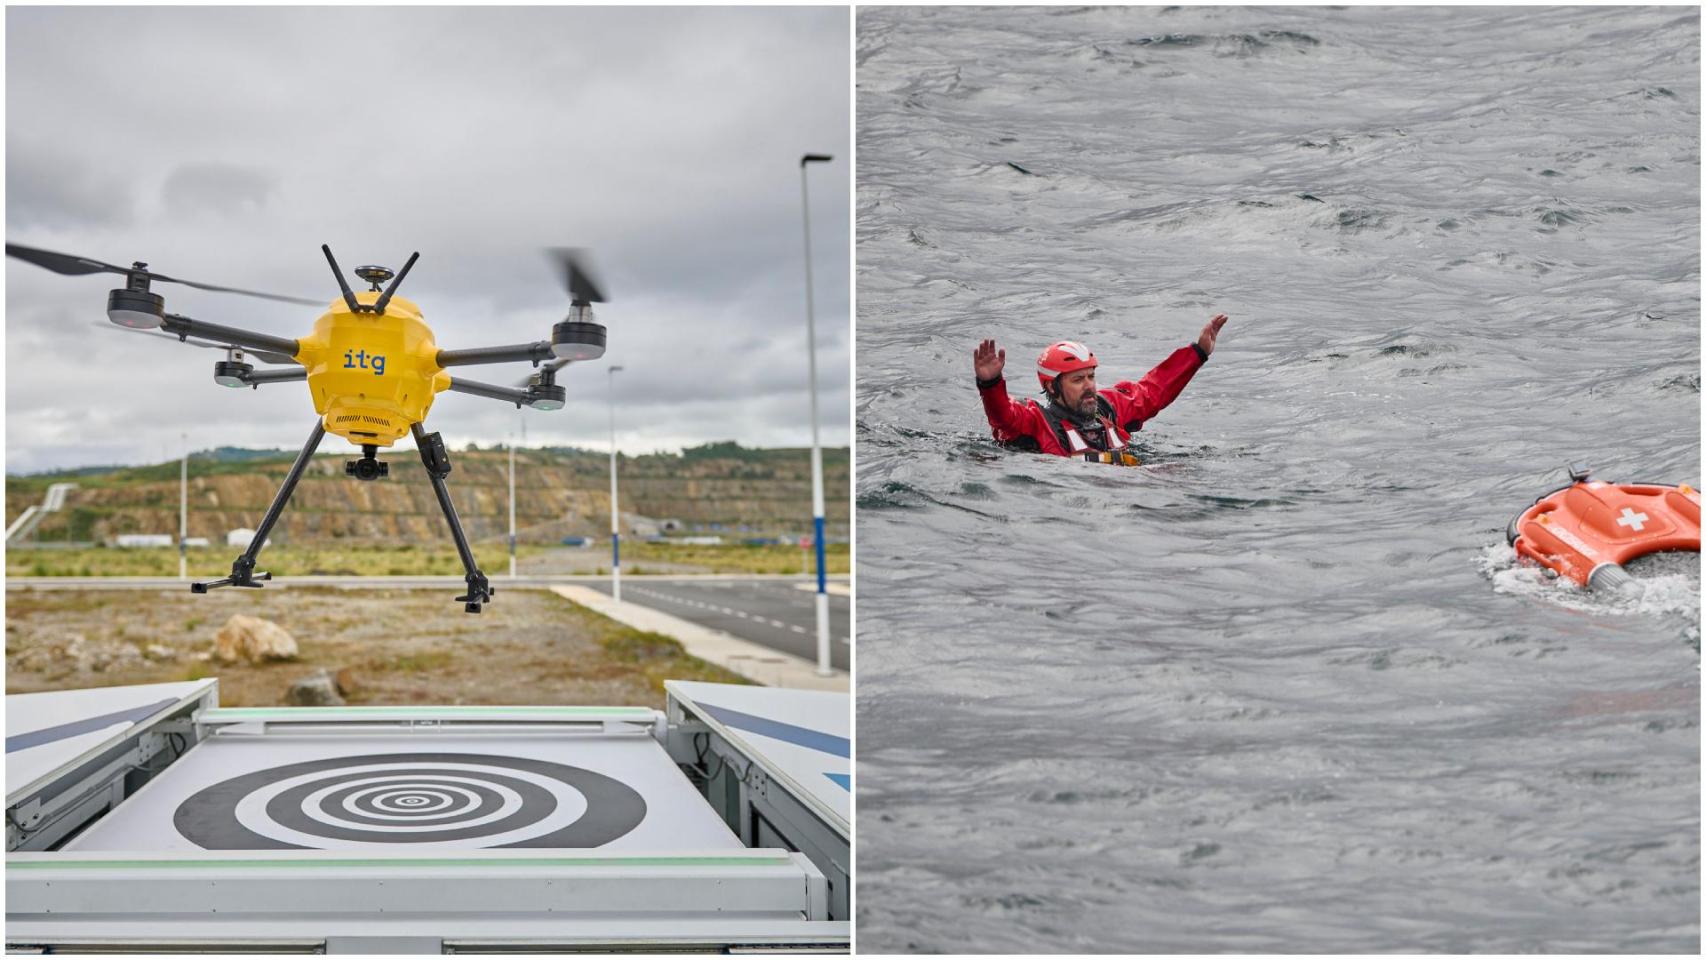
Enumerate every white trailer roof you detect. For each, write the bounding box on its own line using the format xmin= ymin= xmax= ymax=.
xmin=6 ymin=680 xmax=216 ymax=800
xmin=666 ymin=681 xmax=849 ymax=833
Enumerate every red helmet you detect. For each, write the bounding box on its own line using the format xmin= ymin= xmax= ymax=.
xmin=1036 ymin=340 xmax=1097 ymax=393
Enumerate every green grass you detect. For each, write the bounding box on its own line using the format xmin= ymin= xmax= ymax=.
xmin=7 ymin=541 xmax=847 ymax=577
xmin=620 ymin=541 xmax=850 ymax=575
xmin=391 ymin=651 xmax=455 ymax=672
xmin=595 ymin=624 xmax=752 ymax=692
xmin=5 ymin=544 xmax=541 ymax=578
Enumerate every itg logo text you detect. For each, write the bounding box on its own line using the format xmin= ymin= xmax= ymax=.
xmin=343 ymin=349 xmax=386 ymax=376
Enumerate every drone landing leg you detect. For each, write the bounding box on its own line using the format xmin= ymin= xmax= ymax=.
xmin=412 ymin=423 xmax=492 ymax=614
xmin=193 ymin=420 xmax=326 ymax=594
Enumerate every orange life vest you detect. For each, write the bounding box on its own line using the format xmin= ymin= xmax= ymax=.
xmin=1036 ymin=398 xmax=1140 ymax=465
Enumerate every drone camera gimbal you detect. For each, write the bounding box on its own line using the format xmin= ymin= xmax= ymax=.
xmin=346 ymin=444 xmax=390 ymax=482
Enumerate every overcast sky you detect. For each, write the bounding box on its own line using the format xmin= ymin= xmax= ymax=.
xmin=5 ymin=6 xmax=849 ymax=474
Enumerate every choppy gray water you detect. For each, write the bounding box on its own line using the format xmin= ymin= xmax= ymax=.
xmin=855 ymin=6 xmax=1700 ymax=953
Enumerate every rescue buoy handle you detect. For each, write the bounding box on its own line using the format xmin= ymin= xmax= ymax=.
xmin=1508 ymin=480 xmax=1579 ymax=546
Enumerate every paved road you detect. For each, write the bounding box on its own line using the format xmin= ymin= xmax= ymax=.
xmin=581 ymin=578 xmax=851 ymax=672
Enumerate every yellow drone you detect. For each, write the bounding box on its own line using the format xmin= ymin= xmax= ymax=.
xmin=6 ymin=242 xmax=607 ymax=612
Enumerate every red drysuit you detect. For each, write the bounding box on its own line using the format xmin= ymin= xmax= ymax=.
xmin=978 ymin=343 xmax=1206 ymax=457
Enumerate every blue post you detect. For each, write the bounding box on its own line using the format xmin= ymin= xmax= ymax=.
xmin=814 ymin=516 xmax=827 ymax=594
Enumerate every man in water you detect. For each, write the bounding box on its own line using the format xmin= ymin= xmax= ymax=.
xmin=972 ymin=314 xmax=1227 ymax=461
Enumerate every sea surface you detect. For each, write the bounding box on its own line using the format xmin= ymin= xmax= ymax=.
xmin=854 ymin=6 xmax=1700 ymax=953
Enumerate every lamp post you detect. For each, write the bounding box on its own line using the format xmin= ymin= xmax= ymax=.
xmin=608 ymin=364 xmax=624 ymax=603
xmin=799 ymin=152 xmax=834 ymax=676
xmin=508 ymin=427 xmax=517 ymax=579
xmin=179 ymin=433 xmax=188 ymax=580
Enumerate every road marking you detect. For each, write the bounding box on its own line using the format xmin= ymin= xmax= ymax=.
xmin=1617 ymin=508 xmax=1649 ymax=532
xmin=598 ymin=583 xmax=841 ymax=656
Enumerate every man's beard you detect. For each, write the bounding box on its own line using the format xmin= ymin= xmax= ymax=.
xmin=1067 ymin=391 xmax=1098 ymax=417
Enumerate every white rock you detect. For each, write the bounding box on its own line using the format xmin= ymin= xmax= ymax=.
xmin=212 ymin=615 xmax=299 ymax=663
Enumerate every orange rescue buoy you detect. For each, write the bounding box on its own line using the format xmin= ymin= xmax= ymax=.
xmin=1508 ymin=466 xmax=1700 ymax=592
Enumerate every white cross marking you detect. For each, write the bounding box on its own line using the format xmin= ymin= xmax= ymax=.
xmin=1616 ymin=507 xmax=1649 ymax=532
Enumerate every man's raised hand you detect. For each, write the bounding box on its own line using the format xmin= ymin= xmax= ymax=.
xmin=973 ymin=339 xmax=1006 ymax=381
xmin=1198 ymin=314 xmax=1229 ymax=357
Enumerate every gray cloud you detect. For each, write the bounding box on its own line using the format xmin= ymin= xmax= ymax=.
xmin=4 ymin=135 xmax=136 ymax=229
xmin=5 ymin=6 xmax=849 ymax=474
xmin=161 ymin=162 xmax=276 ymax=219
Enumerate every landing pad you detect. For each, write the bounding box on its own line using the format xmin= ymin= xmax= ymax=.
xmin=9 ymin=686 xmax=843 ymax=951
xmin=67 ymin=730 xmax=741 ymax=853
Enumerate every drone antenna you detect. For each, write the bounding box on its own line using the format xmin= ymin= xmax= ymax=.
xmin=372 ymin=251 xmax=419 ymax=315
xmin=321 ymin=244 xmax=362 ymax=314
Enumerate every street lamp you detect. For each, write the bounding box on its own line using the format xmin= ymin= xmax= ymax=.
xmin=179 ymin=433 xmax=188 ymax=580
xmin=508 ymin=425 xmax=517 ymax=579
xmin=609 ymin=364 xmax=625 ymax=603
xmin=799 ymin=152 xmax=834 ymax=676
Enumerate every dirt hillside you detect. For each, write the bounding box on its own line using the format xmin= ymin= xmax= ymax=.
xmin=8 ymin=444 xmax=849 ymax=546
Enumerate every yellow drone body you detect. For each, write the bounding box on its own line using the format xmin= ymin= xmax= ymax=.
xmin=293 ymin=291 xmax=450 ymax=446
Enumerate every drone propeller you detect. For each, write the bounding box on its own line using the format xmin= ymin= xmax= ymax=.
xmin=7 ymin=242 xmax=323 ymax=306
xmin=548 ymin=248 xmax=608 ymax=305
xmin=92 ymin=322 xmax=297 ymax=365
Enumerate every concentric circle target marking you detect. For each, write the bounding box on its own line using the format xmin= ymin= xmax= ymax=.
xmin=337 ymin=781 xmax=481 ymax=821
xmin=173 ymin=752 xmax=647 ymax=850
xmin=298 ymin=775 xmax=520 ymax=831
